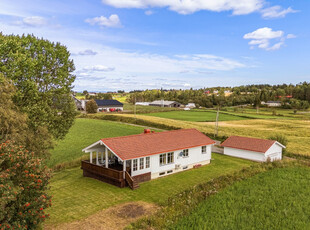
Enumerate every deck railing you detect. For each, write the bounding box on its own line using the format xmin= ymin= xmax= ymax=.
xmin=81 ymin=160 xmax=123 ymax=181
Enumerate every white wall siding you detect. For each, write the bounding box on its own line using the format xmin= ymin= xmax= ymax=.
xmin=224 ymin=147 xmax=266 ymax=162
xmin=265 ymin=143 xmax=282 ymax=161
xmin=129 ymin=145 xmax=212 ymax=178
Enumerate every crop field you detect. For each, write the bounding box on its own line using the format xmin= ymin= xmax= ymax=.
xmin=48 ymin=119 xmax=146 ymax=168
xmin=46 ymin=154 xmax=252 ymax=226
xmin=172 ymin=166 xmax=310 ymax=230
xmin=107 ymin=114 xmax=310 ymax=156
xmin=144 ymin=110 xmax=249 ymax=122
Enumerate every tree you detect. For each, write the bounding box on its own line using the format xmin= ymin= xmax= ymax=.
xmin=0 ymin=75 xmax=53 ymax=157
xmin=0 ymin=141 xmax=52 ymax=229
xmin=0 ymin=33 xmax=76 ymax=140
xmin=86 ymin=99 xmax=98 ymax=113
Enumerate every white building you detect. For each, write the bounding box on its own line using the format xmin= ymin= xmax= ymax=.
xmin=149 ymin=100 xmax=182 ymax=107
xmin=262 ymin=101 xmax=282 ymax=107
xmin=221 ymin=136 xmax=285 ymax=162
xmin=186 ymin=103 xmax=196 ymax=108
xmin=135 ymin=102 xmax=150 ymax=106
xmin=82 ymin=129 xmax=215 ymax=189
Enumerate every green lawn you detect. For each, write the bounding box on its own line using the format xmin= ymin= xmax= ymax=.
xmin=46 ymin=154 xmax=253 ymax=226
xmin=124 ymin=103 xmax=180 ymax=113
xmin=144 ymin=110 xmax=249 ymax=122
xmin=48 ymin=118 xmax=146 ymax=168
xmin=171 ymin=166 xmax=310 ymax=230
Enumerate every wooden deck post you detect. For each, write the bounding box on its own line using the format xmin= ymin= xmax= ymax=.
xmin=101 ymin=152 xmax=104 ymax=163
xmin=96 ymin=152 xmax=99 ymax=165
xmin=105 ymin=148 xmax=108 ymax=168
xmin=123 ymin=160 xmax=126 ymax=179
xmin=90 ymin=152 xmax=93 ymax=164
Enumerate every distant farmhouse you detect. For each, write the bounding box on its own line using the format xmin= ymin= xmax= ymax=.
xmin=221 ymin=136 xmax=285 ymax=162
xmin=82 ymin=129 xmax=215 ymax=189
xmin=73 ymin=97 xmax=123 ymax=112
xmin=135 ymin=102 xmax=150 ymax=106
xmin=262 ymin=101 xmax=282 ymax=107
xmin=95 ymin=99 xmax=123 ymax=112
xmin=186 ymin=103 xmax=196 ymax=108
xmin=149 ymin=100 xmax=182 ymax=108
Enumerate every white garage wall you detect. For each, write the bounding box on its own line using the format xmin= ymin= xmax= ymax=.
xmin=224 ymin=147 xmax=266 ymax=162
xmin=265 ymin=143 xmax=283 ymax=160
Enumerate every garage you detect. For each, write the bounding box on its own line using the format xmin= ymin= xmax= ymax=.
xmin=221 ymin=136 xmax=285 ymax=162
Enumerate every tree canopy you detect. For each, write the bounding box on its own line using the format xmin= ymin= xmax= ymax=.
xmin=0 ymin=33 xmax=76 ymax=140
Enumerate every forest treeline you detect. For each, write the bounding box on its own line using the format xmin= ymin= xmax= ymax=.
xmin=126 ymin=82 xmax=310 ymax=109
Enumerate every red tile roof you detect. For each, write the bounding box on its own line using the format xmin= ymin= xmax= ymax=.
xmin=221 ymin=136 xmax=276 ymax=153
xmin=101 ymin=129 xmax=215 ymax=160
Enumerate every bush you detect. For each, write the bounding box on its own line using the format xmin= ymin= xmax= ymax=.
xmin=0 ymin=141 xmax=52 ymax=229
xmin=268 ymin=134 xmax=288 ymax=153
xmin=86 ymin=99 xmax=98 ymax=113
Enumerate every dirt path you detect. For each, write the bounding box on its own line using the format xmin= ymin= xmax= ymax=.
xmin=45 ymin=201 xmax=158 ymax=230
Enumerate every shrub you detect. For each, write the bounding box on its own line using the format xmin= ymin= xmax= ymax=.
xmin=268 ymin=134 xmax=288 ymax=153
xmin=0 ymin=141 xmax=52 ymax=229
xmin=86 ymin=99 xmax=98 ymax=113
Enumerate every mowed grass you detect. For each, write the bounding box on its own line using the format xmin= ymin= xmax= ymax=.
xmin=46 ymin=154 xmax=253 ymax=226
xmin=144 ymin=110 xmax=249 ymax=122
xmin=171 ymin=166 xmax=310 ymax=230
xmin=48 ymin=119 xmax=146 ymax=168
xmin=109 ymin=114 xmax=310 ymax=156
xmin=123 ymin=103 xmax=179 ymax=113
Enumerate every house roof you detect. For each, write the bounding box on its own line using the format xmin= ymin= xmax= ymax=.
xmin=99 ymin=129 xmax=215 ymax=160
xmin=221 ymin=136 xmax=284 ymax=153
xmin=150 ymin=100 xmax=180 ymax=105
xmin=95 ymin=99 xmax=123 ymax=106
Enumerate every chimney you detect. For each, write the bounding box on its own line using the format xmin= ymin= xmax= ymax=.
xmin=144 ymin=129 xmax=151 ymax=134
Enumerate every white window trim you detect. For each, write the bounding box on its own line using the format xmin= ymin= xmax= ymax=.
xmin=159 ymin=152 xmax=174 ymax=166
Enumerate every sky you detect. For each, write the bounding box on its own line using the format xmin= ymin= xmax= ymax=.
xmin=0 ymin=0 xmax=309 ymax=92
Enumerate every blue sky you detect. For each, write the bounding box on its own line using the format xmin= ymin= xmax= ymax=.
xmin=0 ymin=0 xmax=309 ymax=91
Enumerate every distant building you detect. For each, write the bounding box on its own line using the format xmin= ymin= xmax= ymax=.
xmin=186 ymin=103 xmax=196 ymax=108
xmin=95 ymin=99 xmax=123 ymax=112
xmin=149 ymin=100 xmax=182 ymax=108
xmin=88 ymin=92 xmax=97 ymax=96
xmin=135 ymin=102 xmax=150 ymax=106
xmin=262 ymin=101 xmax=282 ymax=107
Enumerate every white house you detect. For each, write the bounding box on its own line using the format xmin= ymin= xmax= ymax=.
xmin=82 ymin=129 xmax=215 ymax=189
xmin=149 ymin=100 xmax=182 ymax=107
xmin=221 ymin=136 xmax=285 ymax=162
xmin=186 ymin=103 xmax=196 ymax=108
xmin=135 ymin=102 xmax=150 ymax=106
xmin=262 ymin=101 xmax=282 ymax=107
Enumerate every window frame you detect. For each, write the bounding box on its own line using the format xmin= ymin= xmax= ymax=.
xmin=133 ymin=159 xmax=138 ymax=171
xmin=139 ymin=157 xmax=144 ymax=170
xmin=167 ymin=152 xmax=174 ymax=164
xmin=201 ymin=146 xmax=207 ymax=154
xmin=159 ymin=153 xmax=167 ymax=166
xmin=183 ymin=149 xmax=189 ymax=157
xmin=146 ymin=156 xmax=150 ymax=168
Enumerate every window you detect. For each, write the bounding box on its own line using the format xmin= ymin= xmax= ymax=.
xmin=146 ymin=157 xmax=150 ymax=168
xmin=159 ymin=172 xmax=166 ymax=176
xmin=160 ymin=153 xmax=166 ymax=166
xmin=139 ymin=158 xmax=144 ymax=170
xmin=183 ymin=149 xmax=189 ymax=157
xmin=167 ymin=170 xmax=173 ymax=174
xmin=183 ymin=166 xmax=188 ymax=170
xmin=202 ymin=146 xmax=207 ymax=154
xmin=133 ymin=159 xmax=138 ymax=171
xmin=167 ymin=152 xmax=174 ymax=164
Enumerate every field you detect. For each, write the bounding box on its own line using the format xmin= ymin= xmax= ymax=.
xmin=123 ymin=103 xmax=180 ymax=113
xmin=98 ymin=113 xmax=310 ymax=156
xmin=171 ymin=166 xmax=310 ymax=229
xmin=47 ymin=152 xmax=252 ymax=226
xmin=48 ymin=119 xmax=146 ymax=168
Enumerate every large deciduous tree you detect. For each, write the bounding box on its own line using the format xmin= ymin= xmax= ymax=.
xmin=0 ymin=33 xmax=76 ymax=140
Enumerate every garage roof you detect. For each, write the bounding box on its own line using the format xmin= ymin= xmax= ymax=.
xmin=221 ymin=136 xmax=285 ymax=153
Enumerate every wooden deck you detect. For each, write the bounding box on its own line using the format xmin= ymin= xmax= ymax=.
xmin=81 ymin=160 xmax=139 ymax=189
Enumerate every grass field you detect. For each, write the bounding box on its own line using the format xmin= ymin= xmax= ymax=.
xmin=46 ymin=153 xmax=253 ymax=226
xmin=123 ymin=103 xmax=180 ymax=113
xmin=171 ymin=166 xmax=310 ymax=230
xmin=144 ymin=110 xmax=249 ymax=122
xmin=104 ymin=113 xmax=310 ymax=156
xmin=48 ymin=119 xmax=146 ymax=168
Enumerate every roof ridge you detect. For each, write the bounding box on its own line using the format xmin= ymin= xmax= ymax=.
xmin=101 ymin=128 xmax=199 ymax=141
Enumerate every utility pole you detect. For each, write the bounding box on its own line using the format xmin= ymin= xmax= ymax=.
xmin=214 ymin=106 xmax=220 ymax=137
xmin=134 ymin=95 xmax=136 ymax=123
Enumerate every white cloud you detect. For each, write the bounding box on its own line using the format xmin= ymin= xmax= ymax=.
xmin=18 ymin=16 xmax=48 ymax=27
xmin=101 ymin=0 xmax=263 ymax=15
xmin=261 ymin=6 xmax=298 ymax=19
xmin=145 ymin=10 xmax=154 ymax=15
xmin=76 ymin=49 xmax=98 ymax=56
xmin=85 ymin=14 xmax=121 ymax=28
xmin=243 ymin=27 xmax=295 ymax=51
xmin=287 ymin=34 xmax=297 ymax=39
xmin=82 ymin=65 xmax=115 ymax=72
